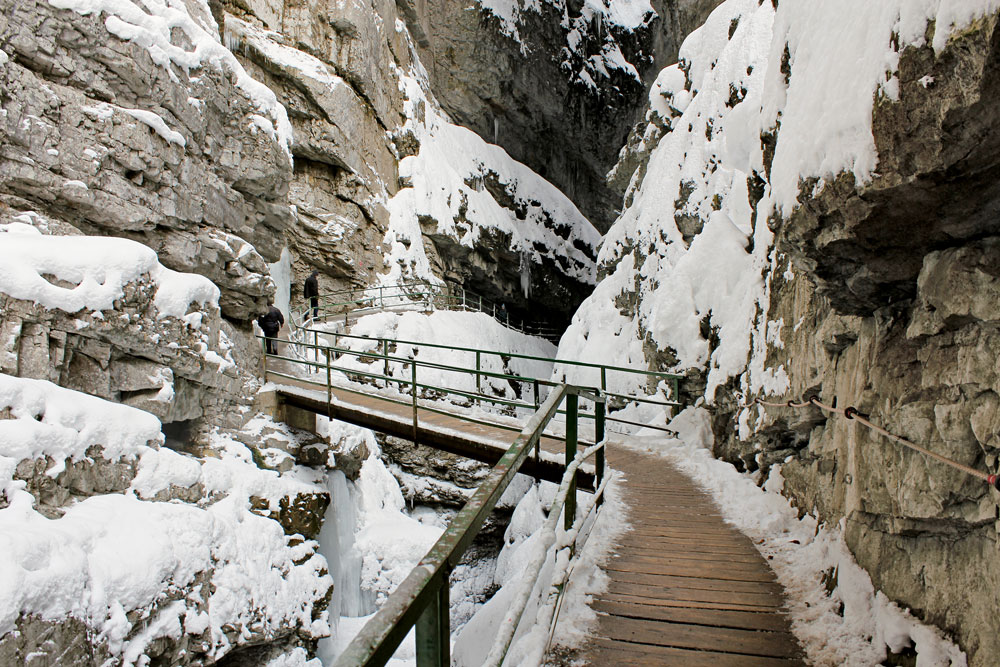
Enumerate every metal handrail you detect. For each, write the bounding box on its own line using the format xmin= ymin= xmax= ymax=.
xmin=263 ymin=332 xmax=678 ymax=437
xmin=331 ymin=384 xmax=607 ymax=667
xmin=297 ymin=281 xmax=563 ymax=341
xmin=290 ymin=326 xmax=682 ymax=420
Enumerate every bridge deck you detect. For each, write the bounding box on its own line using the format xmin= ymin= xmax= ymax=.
xmin=578 ymin=444 xmax=804 ymax=666
xmin=271 ymin=375 xmax=597 ymax=490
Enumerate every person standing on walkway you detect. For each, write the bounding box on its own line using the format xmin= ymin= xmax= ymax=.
xmin=303 ymin=270 xmax=319 ymax=319
xmin=498 ymin=302 xmax=508 ymax=324
xmin=257 ymin=303 xmax=284 ymax=355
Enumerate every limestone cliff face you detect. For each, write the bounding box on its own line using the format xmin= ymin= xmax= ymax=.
xmin=575 ymin=4 xmax=1000 ymax=664
xmin=218 ymin=0 xmax=609 ymax=323
xmin=407 ymin=0 xmax=722 ymax=232
xmin=221 ymin=0 xmax=409 ymax=290
xmin=0 ymin=0 xmax=293 ymax=321
xmin=735 ymin=16 xmax=1000 ymax=664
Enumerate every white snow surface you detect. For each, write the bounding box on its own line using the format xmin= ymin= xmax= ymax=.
xmin=123 ymin=107 xmax=186 ymax=147
xmin=382 ymin=73 xmax=600 ymax=288
xmin=47 ymin=0 xmax=293 ymax=157
xmin=0 ymin=379 xmax=332 ymax=663
xmin=268 ymin=246 xmax=293 ymax=324
xmin=323 ymin=309 xmax=557 ymax=412
xmin=0 ymin=229 xmax=219 ymax=318
xmin=626 ymin=407 xmax=966 ymax=666
xmin=558 ymin=0 xmax=999 ymax=403
xmin=474 ymin=0 xmax=651 ymax=86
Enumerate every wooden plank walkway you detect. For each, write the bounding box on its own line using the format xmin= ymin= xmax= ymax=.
xmin=265 ymin=335 xmax=801 ymax=663
xmin=578 ymin=444 xmax=804 ymax=666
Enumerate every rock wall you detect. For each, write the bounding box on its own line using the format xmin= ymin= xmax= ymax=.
xmin=220 ymin=1 xmax=408 ymax=294
xmin=561 ymin=2 xmax=1000 ymax=664
xmin=410 ymin=0 xmax=722 ymax=232
xmin=0 ymin=0 xmax=293 ymax=321
xmin=735 ymin=16 xmax=1000 ymax=664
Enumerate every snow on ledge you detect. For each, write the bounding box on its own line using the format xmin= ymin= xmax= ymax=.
xmin=0 ymin=228 xmax=220 ymax=318
xmin=47 ymin=0 xmax=293 ymax=158
xmin=0 ymin=374 xmax=163 ymax=466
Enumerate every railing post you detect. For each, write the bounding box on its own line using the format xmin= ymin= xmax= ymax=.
xmin=533 ymin=380 xmax=540 ymax=410
xmin=475 ymin=350 xmax=481 ymax=403
xmin=314 ymin=329 xmax=319 ymax=371
xmin=325 ymin=348 xmax=332 ymax=419
xmin=672 ymin=377 xmax=679 ymax=404
xmin=261 ymin=336 xmax=267 ymax=376
xmin=415 ymin=579 xmax=450 ymax=667
xmin=383 ymin=338 xmax=390 ymax=380
xmin=412 ymin=361 xmax=419 ymax=445
xmin=565 ymin=393 xmax=578 ymax=533
xmin=600 ymin=366 xmax=606 ymax=394
xmin=379 ymin=285 xmax=384 ymax=308
xmin=596 ymin=399 xmax=606 ymax=507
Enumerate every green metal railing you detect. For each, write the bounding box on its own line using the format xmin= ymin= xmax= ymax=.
xmin=294 ymin=281 xmax=564 ymax=341
xmin=263 ymin=327 xmax=680 ymax=439
xmin=256 ymin=282 xmax=687 ymax=665
xmin=331 ymin=384 xmax=607 ymax=667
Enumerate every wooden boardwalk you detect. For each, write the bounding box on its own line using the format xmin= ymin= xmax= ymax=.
xmin=578 ymin=445 xmax=804 ymax=666
xmin=265 ymin=337 xmax=802 ymax=664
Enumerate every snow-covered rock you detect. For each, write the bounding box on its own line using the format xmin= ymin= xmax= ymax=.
xmin=0 ymin=376 xmax=332 ymax=665
xmin=559 ymin=1 xmax=1000 ymax=664
xmin=0 ymin=0 xmax=293 ymax=320
xmin=0 ymin=223 xmax=250 ymax=427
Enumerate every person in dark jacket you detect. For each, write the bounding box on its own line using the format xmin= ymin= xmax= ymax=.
xmin=303 ymin=270 xmax=319 ymax=319
xmin=257 ymin=304 xmax=284 ymax=355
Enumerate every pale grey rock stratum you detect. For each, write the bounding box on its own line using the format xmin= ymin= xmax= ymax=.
xmin=0 ymin=0 xmax=293 ymax=320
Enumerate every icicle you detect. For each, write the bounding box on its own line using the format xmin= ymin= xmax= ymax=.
xmin=519 ymin=251 xmax=532 ymax=299
xmin=316 ymin=471 xmax=376 ymax=622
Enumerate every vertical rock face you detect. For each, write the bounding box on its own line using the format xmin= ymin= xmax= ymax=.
xmin=743 ymin=16 xmax=1000 ymax=664
xmin=559 ymin=1 xmax=1000 ymax=664
xmin=0 ymin=0 xmax=294 ymax=320
xmin=409 ymin=0 xmax=723 ymax=232
xmin=221 ymin=0 xmax=409 ymax=290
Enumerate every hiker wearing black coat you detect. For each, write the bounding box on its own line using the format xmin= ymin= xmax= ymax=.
xmin=303 ymin=271 xmax=319 ymax=319
xmin=258 ymin=304 xmax=284 ymax=355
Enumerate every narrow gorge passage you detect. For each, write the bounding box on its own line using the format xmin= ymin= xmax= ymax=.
xmin=3 ymin=0 xmax=999 ymax=664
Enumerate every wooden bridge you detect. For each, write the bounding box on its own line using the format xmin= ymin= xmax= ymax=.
xmin=263 ymin=290 xmax=804 ymax=666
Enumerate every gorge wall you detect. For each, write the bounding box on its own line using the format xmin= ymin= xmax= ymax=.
xmin=559 ymin=1 xmax=1000 ymax=664
xmin=408 ymin=0 xmax=722 ymax=232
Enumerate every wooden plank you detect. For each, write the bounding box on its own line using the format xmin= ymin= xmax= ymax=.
xmin=600 ymin=591 xmax=787 ymax=614
xmin=615 ymin=534 xmax=762 ymax=552
xmin=614 ymin=545 xmax=764 ymax=563
xmin=598 ymin=615 xmax=802 ymax=659
xmin=607 ymin=573 xmax=785 ymax=602
xmin=592 ymin=599 xmax=792 ymax=632
xmin=586 ymin=639 xmax=804 ymax=667
xmin=604 ymin=556 xmax=777 ymax=581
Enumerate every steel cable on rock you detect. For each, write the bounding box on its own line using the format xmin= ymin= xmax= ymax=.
xmin=755 ymin=396 xmax=1000 ymax=490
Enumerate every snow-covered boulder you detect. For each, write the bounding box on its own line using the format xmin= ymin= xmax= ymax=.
xmin=0 ymin=221 xmax=251 ymax=427
xmin=0 ymin=376 xmax=332 ymax=665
